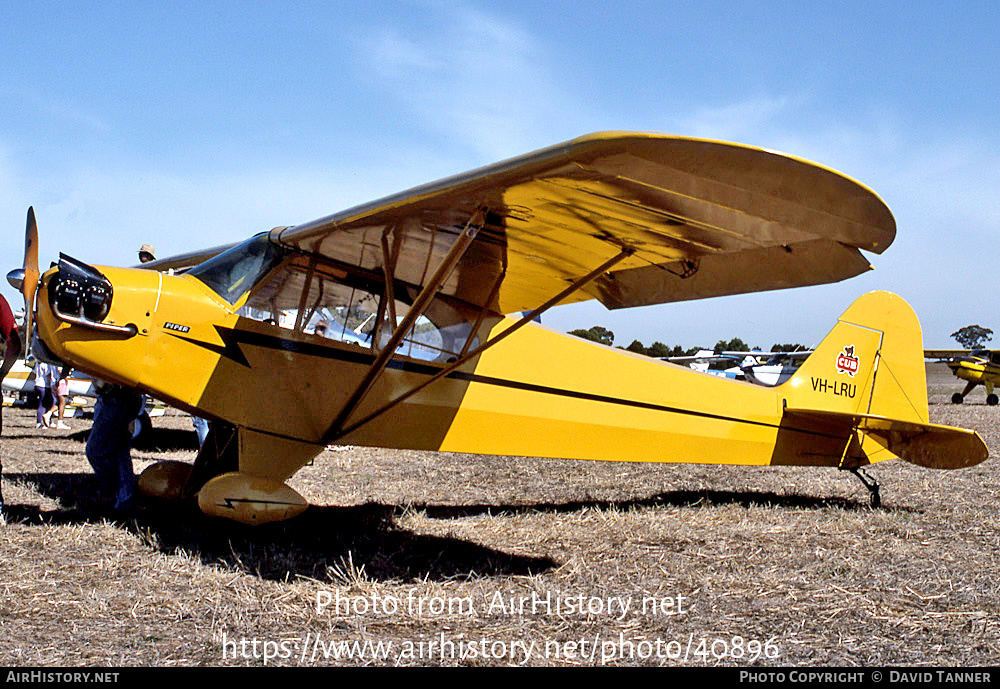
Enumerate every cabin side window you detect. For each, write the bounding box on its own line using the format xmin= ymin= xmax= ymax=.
xmin=237 ymin=254 xmax=481 ymax=363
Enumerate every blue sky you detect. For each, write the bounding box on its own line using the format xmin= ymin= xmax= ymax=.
xmin=1 ymin=1 xmax=997 ymax=348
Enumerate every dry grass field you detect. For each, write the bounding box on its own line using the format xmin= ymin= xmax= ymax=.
xmin=1 ymin=361 xmax=998 ymax=666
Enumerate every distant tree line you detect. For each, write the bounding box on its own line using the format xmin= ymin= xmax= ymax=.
xmin=568 ymin=325 xmax=806 ymax=357
xmin=623 ymin=340 xmax=696 ymax=357
xmin=568 ymin=326 xmax=615 ymax=347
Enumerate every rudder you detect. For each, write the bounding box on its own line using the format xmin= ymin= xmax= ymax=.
xmin=782 ymin=291 xmax=928 ymax=424
xmin=781 ymin=291 xmax=986 ymax=469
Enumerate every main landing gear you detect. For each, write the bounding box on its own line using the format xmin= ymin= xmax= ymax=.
xmin=952 ymin=382 xmax=998 ymax=405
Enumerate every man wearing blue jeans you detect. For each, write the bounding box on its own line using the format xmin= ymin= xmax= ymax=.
xmin=86 ymin=382 xmax=144 ymax=513
xmin=192 ymin=415 xmax=209 ymax=446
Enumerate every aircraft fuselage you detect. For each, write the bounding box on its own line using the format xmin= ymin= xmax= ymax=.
xmin=36 ymin=261 xmax=881 ymax=482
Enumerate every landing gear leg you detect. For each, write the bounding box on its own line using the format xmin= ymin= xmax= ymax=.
xmin=182 ymin=420 xmax=239 ymax=499
xmin=953 ymin=381 xmax=978 ymax=404
xmin=137 ymin=420 xmax=240 ymax=504
xmin=848 ymin=467 xmax=881 ymax=508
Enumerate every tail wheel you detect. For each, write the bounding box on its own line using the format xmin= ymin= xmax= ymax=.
xmin=988 ymin=394 xmax=999 ymax=406
xmin=951 ymin=392 xmax=965 ymax=404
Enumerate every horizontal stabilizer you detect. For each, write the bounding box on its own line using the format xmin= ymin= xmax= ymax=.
xmin=784 ymin=407 xmax=988 ymax=470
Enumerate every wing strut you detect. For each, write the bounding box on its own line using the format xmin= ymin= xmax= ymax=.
xmin=325 ymin=209 xmax=487 ymax=438
xmin=324 ymin=245 xmax=635 ymax=444
xmin=377 ymin=227 xmax=402 ymax=345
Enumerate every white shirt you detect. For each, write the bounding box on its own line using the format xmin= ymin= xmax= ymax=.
xmin=34 ymin=362 xmax=59 ymax=390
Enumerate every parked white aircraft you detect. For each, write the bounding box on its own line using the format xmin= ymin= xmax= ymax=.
xmin=666 ymin=350 xmax=812 ymax=386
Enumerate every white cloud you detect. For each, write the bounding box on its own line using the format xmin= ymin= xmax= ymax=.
xmin=677 ymin=96 xmax=798 ymax=144
xmin=369 ymin=31 xmax=439 ymax=78
xmin=541 ymin=94 xmax=1000 ymax=348
xmin=356 ymin=3 xmax=582 ymax=160
xmin=4 ymin=77 xmax=996 ymax=351
xmin=16 ymin=88 xmax=111 ymax=134
xmin=0 ymin=152 xmax=427 ymax=310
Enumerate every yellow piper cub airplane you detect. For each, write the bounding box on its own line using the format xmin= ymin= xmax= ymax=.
xmin=10 ymin=132 xmax=987 ymax=523
xmin=924 ymin=349 xmax=1000 ymax=405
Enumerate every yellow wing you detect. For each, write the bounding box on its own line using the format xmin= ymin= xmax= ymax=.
xmin=270 ymin=132 xmax=895 ymax=315
xmin=924 ymin=349 xmax=974 ymax=359
xmin=137 ymin=241 xmax=247 ymax=272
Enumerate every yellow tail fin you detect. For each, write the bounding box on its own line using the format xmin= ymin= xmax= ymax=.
xmin=783 ymin=291 xmax=928 ymax=422
xmin=781 ymin=291 xmax=986 ymax=469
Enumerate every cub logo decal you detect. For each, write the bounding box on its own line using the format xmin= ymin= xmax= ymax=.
xmin=836 ymin=345 xmax=859 ymax=377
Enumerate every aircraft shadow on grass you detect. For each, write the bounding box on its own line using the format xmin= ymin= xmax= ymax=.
xmin=6 ymin=471 xmax=555 ymax=582
xmin=6 ymin=471 xmax=913 ymax=582
xmin=414 ymin=488 xmax=897 ymax=519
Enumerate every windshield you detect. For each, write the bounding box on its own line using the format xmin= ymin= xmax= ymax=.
xmin=187 ymin=234 xmax=286 ymax=305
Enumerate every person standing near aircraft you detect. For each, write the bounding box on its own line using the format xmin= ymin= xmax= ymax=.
xmin=191 ymin=416 xmax=209 ymax=447
xmin=0 ymin=294 xmax=23 ymax=514
xmin=35 ymin=360 xmax=57 ymax=428
xmin=52 ymin=369 xmax=71 ymax=430
xmin=77 ymin=242 xmax=160 ymax=512
xmin=39 ymin=363 xmax=72 ymax=430
xmin=86 ymin=380 xmax=144 ymax=513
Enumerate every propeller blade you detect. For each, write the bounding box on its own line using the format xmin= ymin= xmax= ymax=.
xmin=22 ymin=207 xmax=39 ymax=349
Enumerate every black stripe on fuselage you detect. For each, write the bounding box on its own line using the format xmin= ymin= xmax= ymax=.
xmin=167 ymin=325 xmax=839 ymax=438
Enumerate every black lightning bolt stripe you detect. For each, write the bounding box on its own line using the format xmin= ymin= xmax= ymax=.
xmin=171 ymin=326 xmax=252 ymax=367
xmin=165 ymin=326 xmax=841 ymax=439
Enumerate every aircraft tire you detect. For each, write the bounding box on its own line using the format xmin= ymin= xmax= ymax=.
xmin=988 ymin=394 xmax=999 ymax=407
xmin=951 ymin=392 xmax=965 ymax=404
